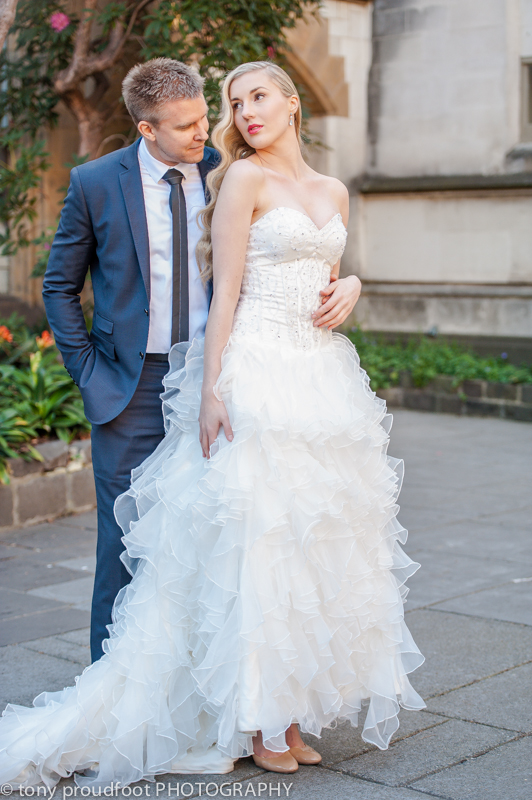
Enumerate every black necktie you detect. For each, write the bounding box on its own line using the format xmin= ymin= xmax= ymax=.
xmin=162 ymin=168 xmax=189 ymax=344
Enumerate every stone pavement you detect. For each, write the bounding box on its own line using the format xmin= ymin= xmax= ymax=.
xmin=1 ymin=409 xmax=531 ymax=799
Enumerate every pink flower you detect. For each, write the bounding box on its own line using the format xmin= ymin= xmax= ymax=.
xmin=267 ymin=45 xmax=276 ymax=59
xmin=50 ymin=12 xmax=70 ymax=33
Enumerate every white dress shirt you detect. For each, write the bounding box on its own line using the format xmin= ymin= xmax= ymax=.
xmin=138 ymin=137 xmax=209 ymax=352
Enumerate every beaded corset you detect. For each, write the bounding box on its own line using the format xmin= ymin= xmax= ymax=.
xmin=230 ymin=207 xmax=347 ymax=351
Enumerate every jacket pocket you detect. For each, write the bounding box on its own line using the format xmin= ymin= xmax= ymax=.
xmin=93 ymin=311 xmax=114 ymax=336
xmin=90 ymin=327 xmax=116 ymax=360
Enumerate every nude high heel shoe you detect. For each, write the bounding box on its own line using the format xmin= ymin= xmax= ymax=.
xmin=288 ymin=743 xmax=322 ymax=765
xmin=252 ymin=750 xmax=299 ymax=773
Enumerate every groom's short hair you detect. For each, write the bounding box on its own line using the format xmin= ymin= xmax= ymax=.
xmin=122 ymin=58 xmax=205 ymax=125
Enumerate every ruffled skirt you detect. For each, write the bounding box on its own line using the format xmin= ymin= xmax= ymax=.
xmin=0 ymin=332 xmax=424 ymax=788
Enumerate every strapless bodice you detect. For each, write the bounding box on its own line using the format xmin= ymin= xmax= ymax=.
xmin=230 ymin=207 xmax=347 ymax=350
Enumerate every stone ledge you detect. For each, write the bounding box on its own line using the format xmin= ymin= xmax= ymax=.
xmin=7 ymin=439 xmax=91 ymax=479
xmin=0 ymin=441 xmax=95 ymax=531
xmin=378 ymin=377 xmax=532 ymax=421
xmin=354 ymin=172 xmax=532 ymax=194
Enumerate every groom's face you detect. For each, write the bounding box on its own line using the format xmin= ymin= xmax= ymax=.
xmin=139 ymin=95 xmax=209 ymax=165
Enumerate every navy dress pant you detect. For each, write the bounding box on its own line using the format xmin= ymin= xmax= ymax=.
xmin=90 ymin=357 xmax=181 ymax=662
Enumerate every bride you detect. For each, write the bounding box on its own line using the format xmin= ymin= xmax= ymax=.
xmin=0 ymin=61 xmax=424 ymax=788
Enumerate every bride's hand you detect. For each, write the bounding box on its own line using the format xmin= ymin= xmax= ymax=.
xmin=199 ymin=390 xmax=234 ymax=459
xmin=312 ymin=274 xmax=362 ymax=330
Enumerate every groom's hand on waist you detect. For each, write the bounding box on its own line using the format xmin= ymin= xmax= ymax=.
xmin=312 ymin=274 xmax=362 ymax=330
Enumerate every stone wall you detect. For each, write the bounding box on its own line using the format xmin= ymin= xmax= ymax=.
xmin=0 ymin=440 xmax=96 ymax=531
xmin=350 ymin=0 xmax=532 ymax=340
xmin=367 ymin=0 xmax=519 ymax=176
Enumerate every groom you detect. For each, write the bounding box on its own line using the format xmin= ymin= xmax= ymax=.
xmin=43 ymin=57 xmax=360 ymax=663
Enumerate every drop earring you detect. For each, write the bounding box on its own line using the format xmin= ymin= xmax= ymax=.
xmin=289 ymin=113 xmax=294 ymax=126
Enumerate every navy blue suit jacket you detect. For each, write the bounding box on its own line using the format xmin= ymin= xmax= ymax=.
xmin=42 ymin=139 xmax=219 ymax=426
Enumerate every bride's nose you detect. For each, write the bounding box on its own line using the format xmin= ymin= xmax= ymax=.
xmin=241 ymin=102 xmax=255 ymax=120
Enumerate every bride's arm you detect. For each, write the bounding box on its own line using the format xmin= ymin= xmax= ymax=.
xmin=199 ymin=160 xmax=262 ymax=459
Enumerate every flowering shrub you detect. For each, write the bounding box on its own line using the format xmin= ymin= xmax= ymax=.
xmin=36 ymin=329 xmax=54 ymax=349
xmin=0 ymin=325 xmax=13 ymax=344
xmin=349 ymin=330 xmax=532 ymax=391
xmin=0 ymin=315 xmax=90 ymax=483
xmin=49 ymin=11 xmax=70 ymax=32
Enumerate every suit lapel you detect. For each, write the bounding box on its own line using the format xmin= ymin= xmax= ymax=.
xmin=119 ymin=140 xmax=150 ymax=301
xmin=197 ymin=148 xmax=219 ymax=204
xmin=197 ymin=148 xmax=219 ymax=306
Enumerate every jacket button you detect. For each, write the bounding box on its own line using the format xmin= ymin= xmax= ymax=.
xmin=144 ymin=308 xmax=149 ymax=316
xmin=139 ymin=352 xmax=144 ymax=358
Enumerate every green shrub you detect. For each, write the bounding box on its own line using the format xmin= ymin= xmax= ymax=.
xmin=347 ymin=330 xmax=532 ymax=391
xmin=0 ymin=316 xmax=90 ymax=483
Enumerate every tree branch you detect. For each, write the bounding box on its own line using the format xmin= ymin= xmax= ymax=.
xmin=0 ymin=0 xmax=19 ymax=52
xmin=87 ymin=0 xmax=153 ymax=73
xmin=54 ymin=0 xmax=152 ymax=94
xmin=54 ymin=0 xmax=98 ymax=93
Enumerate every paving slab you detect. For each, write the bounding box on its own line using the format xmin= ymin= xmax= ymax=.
xmin=400 ymin=484 xmax=530 ymax=519
xmin=0 ymin=521 xmax=97 ymax=556
xmin=398 ymin=504 xmax=476 ymax=533
xmin=427 ymin=662 xmax=532 ymax=733
xmin=54 ymin=509 xmax=98 ymax=530
xmin=412 ymin=734 xmax=532 ymax=800
xmin=487 ymin=504 xmax=532 ymax=528
xmin=298 ymin=711 xmax=449 ymax=767
xmin=56 ymin=555 xmax=96 ymax=572
xmin=432 ymin=579 xmax=532 ymax=625
xmin=0 ymin=543 xmax=19 ymax=559
xmin=28 ymin=575 xmax=95 ymax=611
xmin=59 ymin=626 xmax=90 ymax=646
xmin=0 ymin=585 xmax=65 ymax=620
xmin=0 ymin=605 xmax=90 ymax=646
xmin=335 ymin=718 xmax=516 ymax=787
xmin=0 ymin=554 xmax=84 ymax=591
xmin=241 ymin=768 xmax=439 ymax=800
xmin=404 ymin=548 xmax=530 ymax=610
xmin=20 ymin=632 xmax=92 ymax=669
xmin=0 ymin=642 xmax=89 ymax=706
xmin=132 ymin=766 xmax=440 ymax=800
xmin=62 ymin=760 xmax=267 ymax=800
xmin=405 ymin=516 xmax=532 ymax=565
xmin=404 ymin=609 xmax=532 ymax=697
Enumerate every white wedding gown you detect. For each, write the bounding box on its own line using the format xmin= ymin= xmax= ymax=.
xmin=0 ymin=207 xmax=424 ymax=789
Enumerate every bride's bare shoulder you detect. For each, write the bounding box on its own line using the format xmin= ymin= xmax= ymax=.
xmin=312 ymin=171 xmax=348 ymax=202
xmin=223 ymin=157 xmax=265 ymax=188
xmin=217 ymin=158 xmax=265 ymax=212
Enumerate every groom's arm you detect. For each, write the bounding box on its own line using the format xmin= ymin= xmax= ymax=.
xmin=312 ymin=181 xmax=361 ymax=329
xmin=42 ymin=167 xmax=96 ymax=387
xmin=313 ymin=274 xmax=362 ymax=330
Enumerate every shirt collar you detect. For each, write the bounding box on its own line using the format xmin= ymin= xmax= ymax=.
xmin=138 ymin=137 xmax=196 ymax=184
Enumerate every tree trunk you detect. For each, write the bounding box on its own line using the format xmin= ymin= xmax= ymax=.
xmin=60 ymin=89 xmax=106 ymax=160
xmin=0 ymin=0 xmax=19 ymax=52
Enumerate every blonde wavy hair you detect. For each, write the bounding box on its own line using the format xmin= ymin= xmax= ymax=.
xmin=196 ymin=61 xmax=303 ymax=283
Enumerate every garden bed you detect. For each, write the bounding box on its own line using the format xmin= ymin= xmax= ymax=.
xmin=0 ymin=314 xmax=91 ymax=490
xmin=377 ymin=375 xmax=532 ymax=421
xmin=349 ymin=329 xmax=532 ymax=421
xmin=0 ymin=438 xmax=95 ymax=530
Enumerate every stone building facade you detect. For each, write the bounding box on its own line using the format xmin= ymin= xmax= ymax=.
xmin=302 ymin=0 xmax=532 ymax=348
xmin=3 ymin=0 xmax=532 ymax=351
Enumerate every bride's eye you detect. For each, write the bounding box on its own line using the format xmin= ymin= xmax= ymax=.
xmin=232 ymin=101 xmax=242 ymax=110
xmin=254 ymin=93 xmax=265 ymax=101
